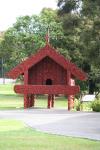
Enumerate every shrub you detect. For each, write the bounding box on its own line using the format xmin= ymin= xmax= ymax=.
xmin=74 ymin=99 xmax=81 ymax=111
xmin=74 ymin=99 xmax=92 ymax=111
xmin=91 ymin=99 xmax=100 ymax=112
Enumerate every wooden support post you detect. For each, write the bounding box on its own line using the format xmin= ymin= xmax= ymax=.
xmin=24 ymin=94 xmax=28 ymax=109
xmin=51 ymin=95 xmax=54 ymax=107
xmin=68 ymin=95 xmax=74 ymax=110
xmin=70 ymin=79 xmax=75 ymax=109
xmin=67 ymin=70 xmax=71 ymax=111
xmin=47 ymin=94 xmax=51 ymax=109
xmin=67 ymin=70 xmax=75 ymax=110
xmin=24 ymin=70 xmax=28 ymax=109
xmin=27 ymin=94 xmax=35 ymax=108
xmin=71 ymin=95 xmax=74 ymax=109
xmin=31 ymin=94 xmax=35 ymax=107
xmin=29 ymin=95 xmax=32 ymax=107
xmin=28 ymin=95 xmax=31 ymax=108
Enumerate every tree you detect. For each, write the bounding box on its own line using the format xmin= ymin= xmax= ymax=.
xmin=0 ymin=8 xmax=66 ymax=72
xmin=80 ymin=0 xmax=100 ymax=94
xmin=57 ymin=0 xmax=100 ymax=95
xmin=57 ymin=0 xmax=84 ymax=65
xmin=0 ymin=32 xmax=5 ymax=78
xmin=58 ymin=0 xmax=80 ymax=14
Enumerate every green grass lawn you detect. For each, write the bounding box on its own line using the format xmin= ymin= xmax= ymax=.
xmin=0 ymin=119 xmax=100 ymax=150
xmin=0 ymin=84 xmax=15 ymax=95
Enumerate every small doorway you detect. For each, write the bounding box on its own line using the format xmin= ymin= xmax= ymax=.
xmin=46 ymin=79 xmax=52 ymax=85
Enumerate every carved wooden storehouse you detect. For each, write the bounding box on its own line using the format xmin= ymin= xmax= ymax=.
xmin=7 ymin=40 xmax=87 ymax=110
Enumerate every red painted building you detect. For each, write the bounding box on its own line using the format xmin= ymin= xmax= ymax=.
xmin=7 ymin=41 xmax=87 ymax=110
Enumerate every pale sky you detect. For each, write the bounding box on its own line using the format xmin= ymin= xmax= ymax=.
xmin=0 ymin=0 xmax=57 ymax=31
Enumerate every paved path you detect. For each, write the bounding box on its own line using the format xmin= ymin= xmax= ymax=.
xmin=0 ymin=109 xmax=100 ymax=140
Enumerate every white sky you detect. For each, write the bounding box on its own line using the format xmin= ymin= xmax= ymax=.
xmin=0 ymin=0 xmax=57 ymax=31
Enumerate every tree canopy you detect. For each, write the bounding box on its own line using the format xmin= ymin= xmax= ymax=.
xmin=57 ymin=0 xmax=100 ymax=94
xmin=0 ymin=8 xmax=65 ymax=71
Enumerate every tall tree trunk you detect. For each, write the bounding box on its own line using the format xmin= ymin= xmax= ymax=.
xmin=89 ymin=79 xmax=95 ymax=94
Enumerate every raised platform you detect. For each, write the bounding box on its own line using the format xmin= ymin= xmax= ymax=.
xmin=14 ymin=85 xmax=80 ymax=95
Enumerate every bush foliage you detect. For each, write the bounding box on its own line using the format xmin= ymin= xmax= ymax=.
xmin=91 ymin=99 xmax=100 ymax=112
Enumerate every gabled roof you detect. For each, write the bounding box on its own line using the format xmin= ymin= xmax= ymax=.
xmin=6 ymin=44 xmax=87 ymax=81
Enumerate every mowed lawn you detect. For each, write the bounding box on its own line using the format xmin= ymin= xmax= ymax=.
xmin=0 ymin=84 xmax=67 ymax=109
xmin=0 ymin=84 xmax=23 ymax=109
xmin=0 ymin=120 xmax=100 ymax=150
